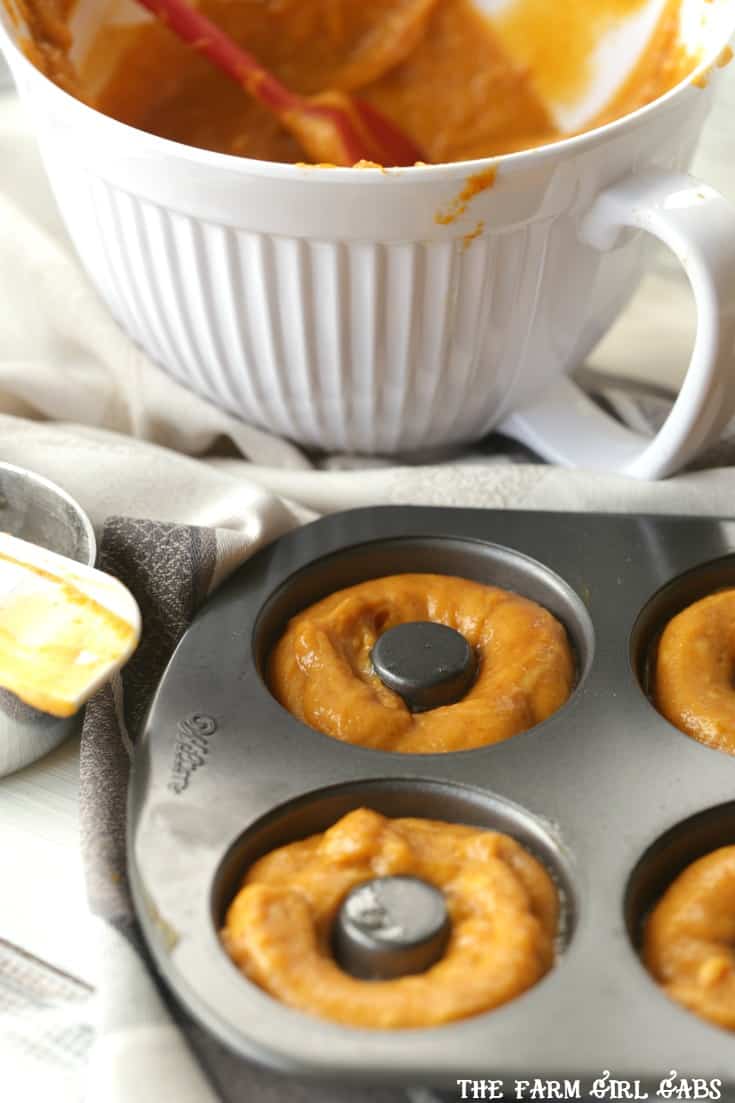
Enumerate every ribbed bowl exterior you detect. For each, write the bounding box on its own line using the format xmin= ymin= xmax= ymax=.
xmin=6 ymin=46 xmax=713 ymax=452
xmin=65 ymin=186 xmax=566 ymax=452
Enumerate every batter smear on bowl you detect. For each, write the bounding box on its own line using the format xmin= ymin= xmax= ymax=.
xmin=223 ymin=807 xmax=558 ymax=1028
xmin=268 ymin=573 xmax=575 ymax=754
xmin=12 ymin=0 xmax=698 ymax=164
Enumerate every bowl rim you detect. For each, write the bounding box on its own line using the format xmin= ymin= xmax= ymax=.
xmin=0 ymin=6 xmax=734 ymax=183
xmin=0 ymin=461 xmax=96 ymax=567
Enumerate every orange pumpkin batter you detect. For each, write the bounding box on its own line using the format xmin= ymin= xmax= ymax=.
xmin=655 ymin=589 xmax=735 ymax=755
xmin=223 ymin=807 xmax=558 ymax=1028
xmin=13 ymin=0 xmax=697 ymax=164
xmin=644 ymin=847 xmax=735 ymax=1030
xmin=268 ymin=573 xmax=575 ymax=754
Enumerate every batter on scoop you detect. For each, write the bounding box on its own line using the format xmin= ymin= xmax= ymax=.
xmin=223 ymin=807 xmax=558 ymax=1029
xmin=268 ymin=573 xmax=575 ymax=754
xmin=645 ymin=846 xmax=735 ymax=1030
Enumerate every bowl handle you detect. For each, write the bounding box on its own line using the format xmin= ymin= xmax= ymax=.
xmin=500 ymin=168 xmax=735 ymax=480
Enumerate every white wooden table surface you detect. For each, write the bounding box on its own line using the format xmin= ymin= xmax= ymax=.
xmin=0 ymin=66 xmax=733 ymax=993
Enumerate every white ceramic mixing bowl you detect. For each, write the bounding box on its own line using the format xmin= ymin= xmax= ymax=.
xmin=2 ymin=0 xmax=735 ymax=476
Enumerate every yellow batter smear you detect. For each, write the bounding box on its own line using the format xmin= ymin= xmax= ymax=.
xmin=588 ymin=0 xmax=695 ymax=128
xmin=223 ymin=807 xmax=558 ymax=1029
xmin=495 ymin=0 xmax=661 ymax=106
xmin=717 ymin=45 xmax=734 ymax=68
xmin=435 ymin=167 xmax=497 ymax=225
xmin=268 ymin=573 xmax=575 ymax=754
xmin=645 ymin=847 xmax=735 ymax=1030
xmin=462 ymin=220 xmax=486 ymax=249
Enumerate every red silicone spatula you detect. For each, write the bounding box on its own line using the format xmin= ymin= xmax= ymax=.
xmin=134 ymin=0 xmax=427 ymax=166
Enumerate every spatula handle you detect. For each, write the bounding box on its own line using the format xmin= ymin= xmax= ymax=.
xmin=134 ymin=0 xmax=296 ymax=114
